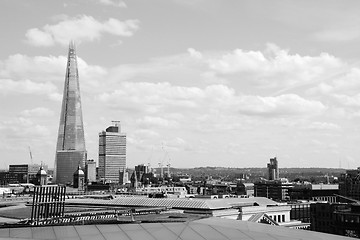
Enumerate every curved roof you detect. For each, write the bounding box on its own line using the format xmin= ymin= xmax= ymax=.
xmin=0 ymin=217 xmax=350 ymax=240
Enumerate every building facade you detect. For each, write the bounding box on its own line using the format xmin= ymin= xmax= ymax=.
xmin=254 ymin=179 xmax=292 ymax=201
xmin=8 ymin=164 xmax=48 ymax=184
xmin=54 ymin=41 xmax=87 ymax=184
xmin=85 ymin=159 xmax=96 ymax=183
xmin=98 ymin=123 xmax=126 ymax=183
xmin=311 ymin=202 xmax=360 ymax=238
xmin=339 ymin=167 xmax=360 ymax=201
xmin=267 ymin=157 xmax=279 ymax=180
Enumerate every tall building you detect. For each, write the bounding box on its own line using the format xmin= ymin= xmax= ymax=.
xmin=267 ymin=157 xmax=279 ymax=180
xmin=54 ymin=41 xmax=87 ymax=184
xmin=98 ymin=122 xmax=126 ymax=183
xmin=339 ymin=167 xmax=360 ymax=200
xmin=85 ymin=159 xmax=97 ymax=183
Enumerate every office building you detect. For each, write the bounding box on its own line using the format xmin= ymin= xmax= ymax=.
xmin=8 ymin=164 xmax=48 ymax=184
xmin=54 ymin=41 xmax=87 ymax=184
xmin=267 ymin=157 xmax=279 ymax=180
xmin=254 ymin=179 xmax=292 ymax=201
xmin=339 ymin=167 xmax=360 ymax=200
xmin=311 ymin=202 xmax=360 ymax=237
xmin=85 ymin=159 xmax=96 ymax=183
xmin=98 ymin=122 xmax=126 ymax=183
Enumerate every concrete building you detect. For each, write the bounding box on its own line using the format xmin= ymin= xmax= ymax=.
xmin=98 ymin=122 xmax=126 ymax=183
xmin=339 ymin=167 xmax=360 ymax=201
xmin=8 ymin=164 xmax=48 ymax=184
xmin=254 ymin=179 xmax=292 ymax=201
xmin=85 ymin=159 xmax=96 ymax=183
xmin=289 ymin=183 xmax=339 ymax=202
xmin=267 ymin=157 xmax=279 ymax=180
xmin=310 ymin=201 xmax=360 ymax=237
xmin=54 ymin=41 xmax=87 ymax=184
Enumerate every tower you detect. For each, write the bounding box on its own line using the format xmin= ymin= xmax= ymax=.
xmin=54 ymin=41 xmax=87 ymax=184
xmin=73 ymin=165 xmax=85 ymax=191
xmin=98 ymin=121 xmax=126 ymax=183
xmin=36 ymin=166 xmax=47 ymax=186
xmin=267 ymin=157 xmax=279 ymax=180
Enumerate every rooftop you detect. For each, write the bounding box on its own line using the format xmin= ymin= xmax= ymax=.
xmin=0 ymin=217 xmax=350 ymax=240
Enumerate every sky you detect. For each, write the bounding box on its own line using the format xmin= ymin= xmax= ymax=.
xmin=1 ymin=0 xmax=360 ymax=169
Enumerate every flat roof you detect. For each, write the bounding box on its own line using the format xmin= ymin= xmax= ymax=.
xmin=66 ymin=196 xmax=279 ymax=210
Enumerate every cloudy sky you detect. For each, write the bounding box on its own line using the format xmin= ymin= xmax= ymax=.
xmin=1 ymin=0 xmax=360 ymax=169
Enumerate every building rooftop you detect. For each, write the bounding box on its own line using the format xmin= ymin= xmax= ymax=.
xmin=0 ymin=217 xmax=350 ymax=240
xmin=67 ymin=196 xmax=280 ymax=210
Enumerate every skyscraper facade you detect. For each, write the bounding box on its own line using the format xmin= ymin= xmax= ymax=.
xmin=267 ymin=157 xmax=279 ymax=180
xmin=54 ymin=41 xmax=87 ymax=184
xmin=98 ymin=122 xmax=126 ymax=183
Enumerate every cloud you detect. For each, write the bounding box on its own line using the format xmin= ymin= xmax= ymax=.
xmin=136 ymin=116 xmax=179 ymax=129
xmin=25 ymin=15 xmax=140 ymax=46
xmin=0 ymin=54 xmax=107 ymax=94
xmin=96 ymin=0 xmax=127 ymax=8
xmin=0 ymin=117 xmax=51 ymax=140
xmin=98 ymin=81 xmax=326 ymax=118
xmin=1 ymin=54 xmax=66 ymax=81
xmin=0 ymin=79 xmax=57 ymax=96
xmin=308 ymin=67 xmax=360 ymax=96
xmin=313 ymin=28 xmax=360 ymax=42
xmin=304 ymin=122 xmax=340 ymax=131
xmin=206 ymin=43 xmax=343 ymax=89
xmin=236 ymin=94 xmax=326 ymax=116
xmin=20 ymin=107 xmax=54 ymax=117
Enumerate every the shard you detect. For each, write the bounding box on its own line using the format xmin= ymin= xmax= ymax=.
xmin=54 ymin=41 xmax=87 ymax=184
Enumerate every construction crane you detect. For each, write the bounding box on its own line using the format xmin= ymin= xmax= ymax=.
xmin=28 ymin=146 xmax=33 ymax=164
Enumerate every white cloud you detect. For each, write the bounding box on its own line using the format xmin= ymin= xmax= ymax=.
xmin=236 ymin=94 xmax=326 ymax=116
xmin=305 ymin=122 xmax=340 ymax=131
xmin=313 ymin=28 xmax=360 ymax=42
xmin=1 ymin=54 xmax=66 ymax=81
xmin=25 ymin=15 xmax=140 ymax=46
xmin=307 ymin=67 xmax=360 ymax=96
xmin=333 ymin=94 xmax=360 ymax=107
xmin=0 ymin=117 xmax=51 ymax=140
xmin=0 ymin=79 xmax=57 ymax=96
xmin=96 ymin=0 xmax=127 ymax=8
xmin=98 ymin=81 xmax=326 ymax=118
xmin=206 ymin=44 xmax=343 ymax=91
xmin=136 ymin=116 xmax=179 ymax=129
xmin=0 ymin=54 xmax=107 ymax=94
xmin=20 ymin=107 xmax=54 ymax=117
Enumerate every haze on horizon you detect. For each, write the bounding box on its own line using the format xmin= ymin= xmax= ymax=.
xmin=1 ymin=0 xmax=360 ymax=169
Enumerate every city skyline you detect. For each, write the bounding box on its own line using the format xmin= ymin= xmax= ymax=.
xmin=1 ymin=0 xmax=360 ymax=169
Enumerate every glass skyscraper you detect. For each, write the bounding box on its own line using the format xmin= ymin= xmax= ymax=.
xmin=98 ymin=122 xmax=126 ymax=183
xmin=54 ymin=41 xmax=87 ymax=184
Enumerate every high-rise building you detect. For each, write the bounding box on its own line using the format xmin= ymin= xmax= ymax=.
xmin=54 ymin=41 xmax=87 ymax=184
xmin=98 ymin=122 xmax=126 ymax=183
xmin=339 ymin=167 xmax=360 ymax=200
xmin=267 ymin=157 xmax=279 ymax=180
xmin=85 ymin=159 xmax=97 ymax=183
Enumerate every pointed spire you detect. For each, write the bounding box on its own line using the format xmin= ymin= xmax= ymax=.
xmin=69 ymin=39 xmax=76 ymax=50
xmin=55 ymin=41 xmax=87 ymax=184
